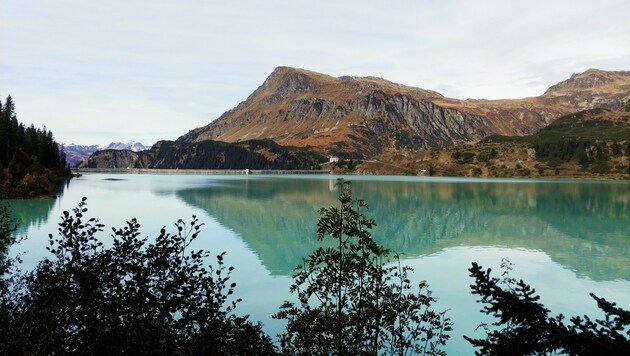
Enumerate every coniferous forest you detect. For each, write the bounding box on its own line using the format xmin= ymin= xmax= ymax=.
xmin=0 ymin=95 xmax=70 ymax=198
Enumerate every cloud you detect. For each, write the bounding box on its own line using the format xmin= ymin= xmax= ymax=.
xmin=1 ymin=0 xmax=629 ymax=144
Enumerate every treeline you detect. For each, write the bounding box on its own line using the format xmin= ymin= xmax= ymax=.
xmin=532 ymin=139 xmax=630 ymax=163
xmin=88 ymin=139 xmax=327 ymax=170
xmin=163 ymin=139 xmax=326 ymax=170
xmin=531 ymin=108 xmax=630 ymax=167
xmin=0 ymin=96 xmax=69 ymax=198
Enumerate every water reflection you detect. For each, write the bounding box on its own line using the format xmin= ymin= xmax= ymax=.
xmin=3 ymin=180 xmax=67 ymax=233
xmin=176 ymin=177 xmax=630 ymax=281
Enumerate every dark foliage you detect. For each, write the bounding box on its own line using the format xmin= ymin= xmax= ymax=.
xmin=0 ymin=198 xmax=276 ymax=355
xmin=0 ymin=95 xmax=69 ymax=198
xmin=99 ymin=138 xmax=328 ymax=170
xmin=333 ymin=159 xmax=360 ymax=170
xmin=0 ymin=204 xmax=18 ymax=262
xmin=0 ymin=203 xmax=21 ymax=293
xmin=465 ymin=259 xmax=630 ymax=355
xmin=531 ymin=139 xmax=593 ymax=162
xmin=0 ymin=204 xmax=18 ymax=351
xmin=274 ymin=180 xmax=452 ymax=355
xmin=451 ymin=150 xmax=476 ymax=164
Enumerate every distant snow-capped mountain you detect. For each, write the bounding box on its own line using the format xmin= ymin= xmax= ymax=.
xmin=63 ymin=144 xmax=100 ymax=167
xmin=104 ymin=141 xmax=151 ymax=152
xmin=63 ymin=141 xmax=152 ymax=167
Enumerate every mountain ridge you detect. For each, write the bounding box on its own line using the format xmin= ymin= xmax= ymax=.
xmin=82 ymin=139 xmax=326 ymax=170
xmin=178 ymin=67 xmax=630 ymax=158
xmin=64 ymin=141 xmax=152 ymax=166
xmin=104 ymin=141 xmax=152 ymax=152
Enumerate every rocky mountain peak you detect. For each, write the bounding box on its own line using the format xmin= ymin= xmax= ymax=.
xmin=261 ymin=66 xmax=321 ymax=98
xmin=104 ymin=141 xmax=151 ymax=152
xmin=256 ymin=66 xmax=444 ymax=105
xmin=544 ymin=68 xmax=630 ymax=96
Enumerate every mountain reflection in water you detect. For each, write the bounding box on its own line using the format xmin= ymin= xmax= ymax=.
xmin=175 ymin=177 xmax=630 ymax=281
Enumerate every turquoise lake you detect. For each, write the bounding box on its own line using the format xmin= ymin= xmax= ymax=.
xmin=6 ymin=174 xmax=630 ymax=353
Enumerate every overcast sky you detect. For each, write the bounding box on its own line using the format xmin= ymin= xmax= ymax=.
xmin=1 ymin=0 xmax=629 ymax=146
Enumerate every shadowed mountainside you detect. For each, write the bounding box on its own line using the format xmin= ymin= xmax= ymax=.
xmin=82 ymin=139 xmax=327 ymax=170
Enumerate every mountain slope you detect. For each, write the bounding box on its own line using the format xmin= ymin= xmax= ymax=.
xmin=83 ymin=139 xmax=327 ymax=170
xmin=356 ymin=106 xmax=630 ymax=178
xmin=63 ymin=144 xmax=101 ymax=167
xmin=484 ymin=107 xmax=630 ymax=144
xmin=64 ymin=141 xmax=152 ymax=167
xmin=178 ymin=67 xmax=630 ymax=158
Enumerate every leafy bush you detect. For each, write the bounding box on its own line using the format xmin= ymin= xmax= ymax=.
xmin=0 ymin=198 xmax=275 ymax=355
xmin=461 ymin=152 xmax=475 ymax=164
xmin=476 ymin=152 xmax=490 ymax=163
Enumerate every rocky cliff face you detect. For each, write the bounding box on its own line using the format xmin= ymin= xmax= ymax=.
xmin=67 ymin=141 xmax=152 ymax=167
xmin=84 ymin=149 xmax=151 ymax=168
xmin=178 ymin=67 xmax=630 ymax=158
xmin=541 ymin=69 xmax=630 ymax=110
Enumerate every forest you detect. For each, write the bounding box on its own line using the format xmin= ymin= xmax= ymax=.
xmin=0 ymin=96 xmax=69 ymax=198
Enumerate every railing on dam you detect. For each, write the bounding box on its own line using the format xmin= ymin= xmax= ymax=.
xmin=71 ymin=168 xmax=332 ymax=175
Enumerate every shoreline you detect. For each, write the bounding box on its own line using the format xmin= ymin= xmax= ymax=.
xmin=68 ymin=168 xmax=630 ymax=183
xmin=71 ymin=168 xmax=332 ymax=175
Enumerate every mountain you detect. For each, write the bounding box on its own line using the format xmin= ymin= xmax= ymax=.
xmin=64 ymin=141 xmax=151 ymax=166
xmin=483 ymin=107 xmax=630 ymax=144
xmin=104 ymin=141 xmax=151 ymax=152
xmin=178 ymin=67 xmax=630 ymax=158
xmin=347 ymin=106 xmax=630 ymax=178
xmin=63 ymin=144 xmax=100 ymax=167
xmin=82 ymin=139 xmax=326 ymax=170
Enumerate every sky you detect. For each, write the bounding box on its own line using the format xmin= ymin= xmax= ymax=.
xmin=1 ymin=0 xmax=629 ymax=146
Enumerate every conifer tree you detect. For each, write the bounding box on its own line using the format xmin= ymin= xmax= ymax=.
xmin=465 ymin=260 xmax=630 ymax=354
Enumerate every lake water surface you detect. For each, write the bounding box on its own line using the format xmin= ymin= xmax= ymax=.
xmin=6 ymin=174 xmax=630 ymax=353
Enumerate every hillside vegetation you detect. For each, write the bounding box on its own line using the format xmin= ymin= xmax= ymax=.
xmin=83 ymin=139 xmax=327 ymax=170
xmin=334 ymin=106 xmax=630 ymax=179
xmin=482 ymin=107 xmax=630 ymax=176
